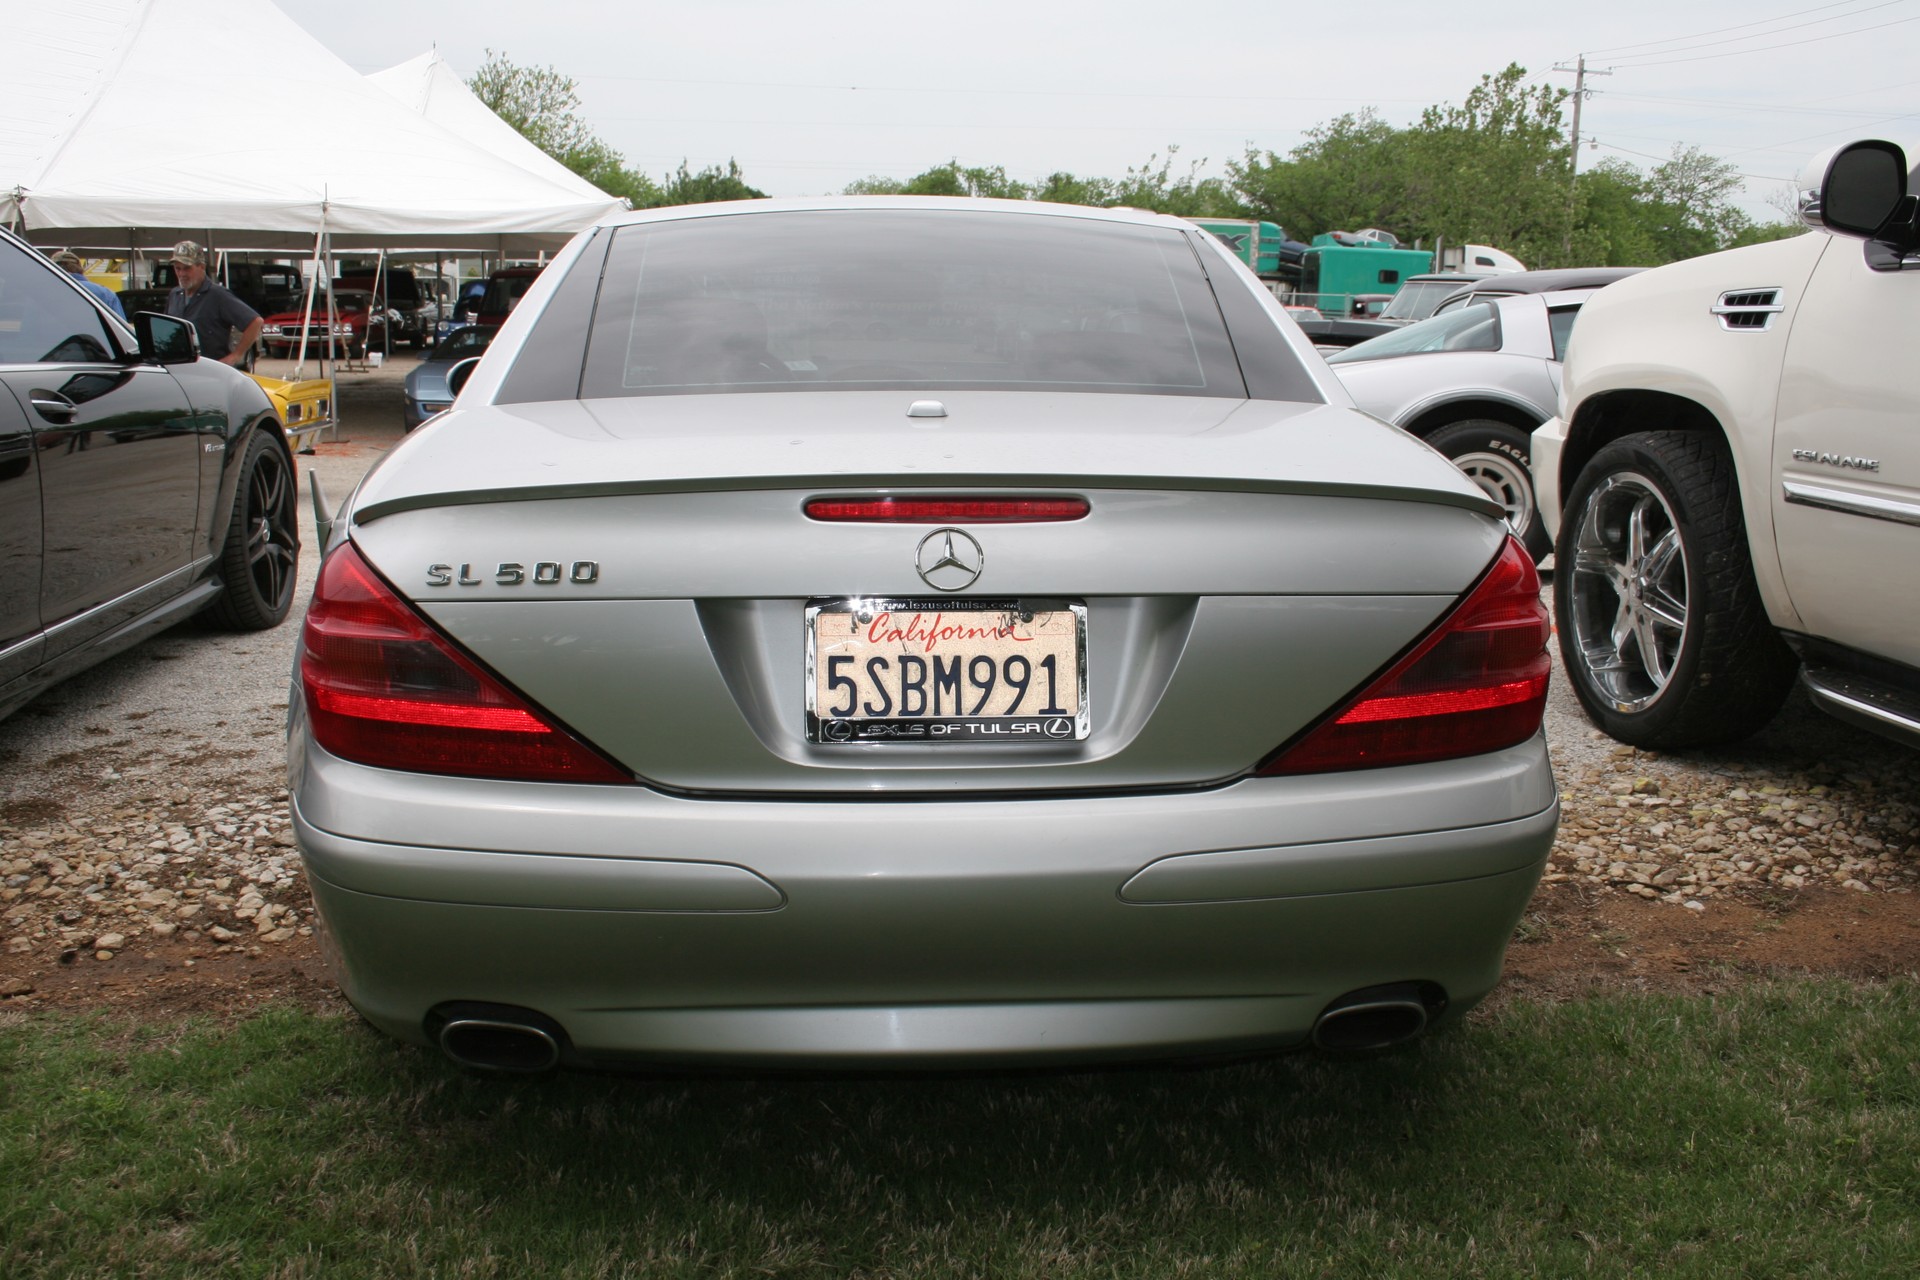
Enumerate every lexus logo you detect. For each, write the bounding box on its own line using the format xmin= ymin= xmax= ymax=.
xmin=915 ymin=528 xmax=984 ymax=591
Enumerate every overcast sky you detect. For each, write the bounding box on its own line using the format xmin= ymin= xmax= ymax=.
xmin=281 ymin=0 xmax=1919 ymax=222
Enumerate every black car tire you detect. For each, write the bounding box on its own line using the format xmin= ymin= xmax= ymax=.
xmin=1424 ymin=419 xmax=1551 ymax=562
xmin=1554 ymin=430 xmax=1796 ymax=748
xmin=205 ymin=430 xmax=299 ymax=631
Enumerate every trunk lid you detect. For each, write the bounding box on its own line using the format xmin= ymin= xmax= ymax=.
xmin=344 ymin=391 xmax=1508 ymax=795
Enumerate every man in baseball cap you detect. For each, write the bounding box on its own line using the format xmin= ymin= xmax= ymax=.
xmin=163 ymin=240 xmax=262 ymax=366
xmin=48 ymin=248 xmax=126 ymax=320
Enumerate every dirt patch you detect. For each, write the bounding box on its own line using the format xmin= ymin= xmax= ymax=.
xmin=0 ymin=933 xmax=338 ymax=1017
xmin=1492 ymin=880 xmax=1920 ymax=1010
xmin=1 ymin=797 xmax=65 ymax=827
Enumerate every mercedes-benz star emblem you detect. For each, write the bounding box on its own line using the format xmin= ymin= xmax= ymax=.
xmin=915 ymin=528 xmax=984 ymax=591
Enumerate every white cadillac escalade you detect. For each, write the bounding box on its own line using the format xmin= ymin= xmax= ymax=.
xmin=1532 ymin=140 xmax=1919 ymax=751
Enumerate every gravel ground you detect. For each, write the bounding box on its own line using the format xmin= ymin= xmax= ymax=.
xmin=2 ymin=366 xmax=1917 ymax=1001
xmin=0 ymin=357 xmax=403 ymax=985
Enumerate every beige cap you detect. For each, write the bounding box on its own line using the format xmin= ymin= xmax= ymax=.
xmin=169 ymin=239 xmax=207 ymax=266
xmin=50 ymin=250 xmax=83 ymax=271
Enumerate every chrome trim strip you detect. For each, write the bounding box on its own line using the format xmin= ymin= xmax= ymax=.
xmin=41 ymin=557 xmax=216 ymax=642
xmin=1801 ymin=676 xmax=1920 ymax=740
xmin=1781 ymin=480 xmax=1920 ymax=528
xmin=0 ymin=632 xmax=39 ymax=664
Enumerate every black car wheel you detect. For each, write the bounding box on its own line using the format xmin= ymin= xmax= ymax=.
xmin=206 ymin=430 xmax=299 ymax=630
xmin=1555 ymin=431 xmax=1796 ymax=748
xmin=1425 ymin=419 xmax=1550 ymax=562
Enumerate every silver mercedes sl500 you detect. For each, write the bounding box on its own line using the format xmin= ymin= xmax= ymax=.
xmin=290 ymin=199 xmax=1558 ymax=1072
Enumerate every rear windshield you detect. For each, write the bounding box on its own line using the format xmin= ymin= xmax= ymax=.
xmin=579 ymin=210 xmax=1246 ymax=399
xmin=481 ymin=272 xmax=540 ymax=317
xmin=1378 ymin=278 xmax=1466 ymax=322
xmin=1325 ymin=302 xmax=1501 ymax=363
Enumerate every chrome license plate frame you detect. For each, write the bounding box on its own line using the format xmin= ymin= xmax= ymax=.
xmin=805 ymin=597 xmax=1089 ymax=744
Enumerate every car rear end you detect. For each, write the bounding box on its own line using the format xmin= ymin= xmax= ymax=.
xmin=289 ymin=203 xmax=1557 ymax=1069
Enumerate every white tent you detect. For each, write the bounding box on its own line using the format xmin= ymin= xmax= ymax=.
xmin=367 ymin=51 xmax=618 ymax=204
xmin=0 ymin=0 xmax=627 ymax=252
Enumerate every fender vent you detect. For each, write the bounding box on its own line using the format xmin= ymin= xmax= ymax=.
xmin=1712 ymin=288 xmax=1783 ymax=331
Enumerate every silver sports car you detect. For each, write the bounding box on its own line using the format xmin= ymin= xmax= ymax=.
xmin=1327 ymin=289 xmax=1599 ymax=562
xmin=291 ymin=199 xmax=1558 ymax=1072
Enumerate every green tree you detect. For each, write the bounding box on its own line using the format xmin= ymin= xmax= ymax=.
xmin=657 ymin=159 xmax=767 ymax=206
xmin=1107 ymin=148 xmax=1236 ymax=216
xmin=1231 ymin=111 xmax=1414 ymax=239
xmin=1031 ymin=171 xmax=1118 ymax=206
xmin=1644 ymin=145 xmax=1754 ymax=255
xmin=1572 ymin=150 xmax=1782 ymax=264
xmin=842 ymin=175 xmax=909 ymax=195
xmin=1728 ymin=220 xmax=1807 ymax=248
xmin=466 ymin=50 xmax=657 ymax=205
xmin=889 ymin=161 xmax=1029 ymax=199
xmin=1569 ymin=160 xmax=1667 ymax=265
xmin=1402 ymin=64 xmax=1576 ymax=266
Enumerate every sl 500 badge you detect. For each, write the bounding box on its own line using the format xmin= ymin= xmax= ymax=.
xmin=427 ymin=561 xmax=600 ymax=587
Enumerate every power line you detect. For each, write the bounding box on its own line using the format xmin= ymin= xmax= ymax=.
xmin=1604 ymin=0 xmax=1908 ymax=63
xmin=1582 ymin=0 xmax=1897 ymax=57
xmin=578 ymin=71 xmax=1430 ymax=108
xmin=1606 ymin=13 xmax=1920 ymax=67
xmin=1586 ymin=139 xmax=1791 ymax=181
xmin=1606 ymin=91 xmax=1908 ymax=118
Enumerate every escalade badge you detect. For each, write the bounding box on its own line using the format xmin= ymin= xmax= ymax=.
xmin=1791 ymin=449 xmax=1880 ymax=473
xmin=915 ymin=528 xmax=983 ymax=591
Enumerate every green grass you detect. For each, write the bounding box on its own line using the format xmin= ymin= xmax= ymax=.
xmin=2 ymin=983 xmax=1917 ymax=1279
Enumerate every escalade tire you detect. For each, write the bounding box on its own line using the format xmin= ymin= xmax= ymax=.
xmin=205 ymin=430 xmax=300 ymax=631
xmin=1425 ymin=419 xmax=1550 ymax=563
xmin=1555 ymin=430 xmax=1797 ymax=748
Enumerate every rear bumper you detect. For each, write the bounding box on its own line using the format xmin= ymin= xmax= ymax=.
xmin=292 ymin=733 xmax=1557 ymax=1067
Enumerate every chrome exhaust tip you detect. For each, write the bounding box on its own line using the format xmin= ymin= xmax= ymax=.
xmin=429 ymin=1003 xmax=566 ymax=1073
xmin=1311 ymin=982 xmax=1447 ymax=1052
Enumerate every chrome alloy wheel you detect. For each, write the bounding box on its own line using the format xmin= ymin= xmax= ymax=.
xmin=1566 ymin=470 xmax=1688 ymax=713
xmin=1451 ymin=449 xmax=1535 ymax=537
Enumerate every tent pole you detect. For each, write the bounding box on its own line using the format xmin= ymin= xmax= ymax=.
xmin=374 ymin=248 xmax=389 ymax=359
xmin=324 ymin=224 xmax=339 ymax=443
xmin=294 ymin=224 xmax=322 ymax=378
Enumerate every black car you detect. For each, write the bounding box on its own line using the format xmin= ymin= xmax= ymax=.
xmin=0 ymin=228 xmax=300 ymax=723
xmin=1427 ymin=266 xmax=1646 ymax=314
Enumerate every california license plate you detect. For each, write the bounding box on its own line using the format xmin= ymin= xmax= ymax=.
xmin=806 ymin=598 xmax=1088 ymax=743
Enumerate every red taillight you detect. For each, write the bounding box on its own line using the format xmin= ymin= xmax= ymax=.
xmin=804 ymin=496 xmax=1089 ymax=523
xmin=299 ymin=544 xmax=629 ymax=783
xmin=1257 ymin=536 xmax=1550 ymax=776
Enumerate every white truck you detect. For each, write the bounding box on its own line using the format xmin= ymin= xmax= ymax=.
xmin=1533 ymin=139 xmax=1919 ymax=750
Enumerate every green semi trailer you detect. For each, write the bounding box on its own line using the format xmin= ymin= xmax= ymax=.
xmin=1297 ymin=234 xmax=1434 ymax=317
xmin=1190 ymin=219 xmax=1299 ymax=282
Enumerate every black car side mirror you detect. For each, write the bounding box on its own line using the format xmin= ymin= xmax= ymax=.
xmin=132 ymin=311 xmax=199 ymax=364
xmin=1800 ymin=140 xmax=1917 ymax=270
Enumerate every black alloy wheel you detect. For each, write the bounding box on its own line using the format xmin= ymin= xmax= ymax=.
xmin=207 ymin=430 xmax=299 ymax=630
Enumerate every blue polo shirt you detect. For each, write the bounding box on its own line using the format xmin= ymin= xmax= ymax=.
xmin=166 ymin=278 xmax=260 ymax=360
xmin=69 ymin=274 xmax=127 ymax=320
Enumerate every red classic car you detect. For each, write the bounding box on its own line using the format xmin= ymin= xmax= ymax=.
xmin=259 ymin=288 xmax=390 ymax=358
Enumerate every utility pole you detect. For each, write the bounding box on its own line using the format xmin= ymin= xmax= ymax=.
xmin=1553 ymin=56 xmax=1612 ymax=178
xmin=1553 ymin=56 xmax=1612 ymax=257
